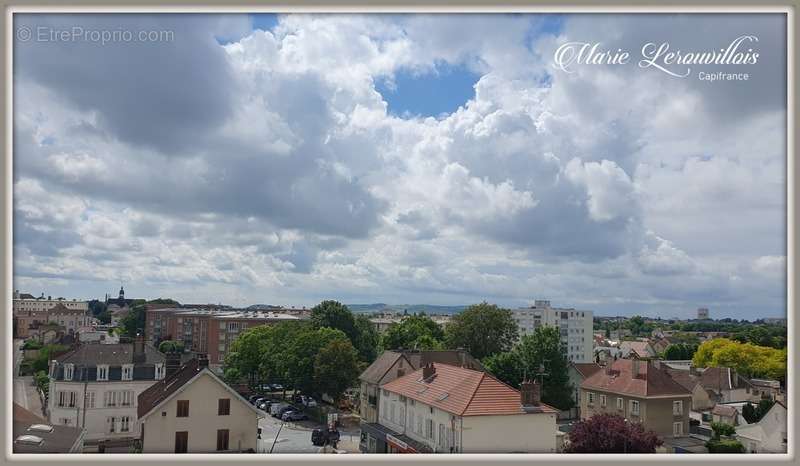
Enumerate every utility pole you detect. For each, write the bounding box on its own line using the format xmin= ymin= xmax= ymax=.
xmin=269 ymin=421 xmax=284 ymax=453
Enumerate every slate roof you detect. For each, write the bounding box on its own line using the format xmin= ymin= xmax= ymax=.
xmin=664 ymin=368 xmax=700 ymax=392
xmin=359 ymin=350 xmax=484 ymax=385
xmin=581 ymin=359 xmax=692 ymax=398
xmin=137 ymin=358 xmax=202 ymax=418
xmin=381 ymin=363 xmax=558 ymax=416
xmin=56 ymin=343 xmax=164 ymax=366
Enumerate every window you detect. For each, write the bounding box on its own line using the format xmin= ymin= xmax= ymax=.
xmin=390 ymin=403 xmax=396 ymax=423
xmin=600 ymin=395 xmax=607 ymax=406
xmin=122 ymin=391 xmax=133 ymax=406
xmin=122 ymin=364 xmax=134 ymax=381
xmin=426 ymin=419 xmax=434 ymax=439
xmin=673 ymin=400 xmax=683 ymax=415
xmin=108 ymin=417 xmax=116 ymax=433
xmin=227 ymin=322 xmax=240 ymax=332
xmin=409 ymin=411 xmax=415 ymax=431
xmin=59 ymin=418 xmax=71 ymax=426
xmin=216 ymin=429 xmax=229 ymax=451
xmin=85 ymin=391 xmax=95 ymax=409
xmin=416 ymin=417 xmax=423 ymax=436
xmin=630 ymin=400 xmax=640 ymax=415
xmin=587 ymin=392 xmax=595 ymax=404
xmin=97 ymin=365 xmax=109 ymax=381
xmin=399 ymin=406 xmax=405 ymax=425
xmin=218 ymin=398 xmax=230 ymax=416
xmin=177 ymin=400 xmax=190 ymax=417
xmin=175 ymin=431 xmax=188 ymax=453
xmin=120 ymin=416 xmax=130 ymax=432
xmin=439 ymin=424 xmax=446 ymax=448
xmin=57 ymin=391 xmax=76 ymax=408
xmin=672 ymin=421 xmax=683 ymax=436
xmin=155 ymin=363 xmax=165 ymax=380
xmin=409 ymin=399 xmax=415 ymax=406
xmin=64 ymin=364 xmax=74 ymax=381
xmin=616 ymin=397 xmax=624 ymax=410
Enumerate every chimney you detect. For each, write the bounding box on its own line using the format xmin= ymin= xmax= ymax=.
xmin=198 ymin=354 xmax=209 ymax=369
xmin=422 ymin=363 xmax=436 ymax=381
xmin=133 ymin=333 xmax=145 ymax=363
xmin=631 ymin=359 xmax=640 ymax=379
xmin=165 ymin=352 xmax=181 ymax=378
xmin=520 ymin=380 xmax=541 ymax=407
xmin=397 ymin=368 xmax=405 ymax=378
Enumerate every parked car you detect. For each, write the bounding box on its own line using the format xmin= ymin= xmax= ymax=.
xmin=253 ymin=397 xmax=266 ymax=406
xmin=272 ymin=383 xmax=284 ymax=391
xmin=304 ymin=397 xmax=318 ymax=408
xmin=248 ymin=395 xmax=261 ymax=404
xmin=282 ymin=411 xmax=308 ymax=422
xmin=258 ymin=400 xmax=271 ymax=411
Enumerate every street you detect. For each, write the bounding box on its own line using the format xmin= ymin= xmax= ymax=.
xmin=256 ymin=410 xmax=361 ymax=454
xmin=12 ymin=339 xmax=45 ymax=417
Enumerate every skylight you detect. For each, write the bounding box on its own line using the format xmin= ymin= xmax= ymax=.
xmin=15 ymin=435 xmax=44 ymax=446
xmin=28 ymin=424 xmax=54 ymax=433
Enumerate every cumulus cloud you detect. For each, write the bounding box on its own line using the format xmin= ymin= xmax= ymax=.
xmin=11 ymin=13 xmax=787 ymax=319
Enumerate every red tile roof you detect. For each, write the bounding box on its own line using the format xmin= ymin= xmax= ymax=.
xmin=381 ymin=363 xmax=558 ymax=416
xmin=581 ymin=359 xmax=692 ymax=398
xmin=571 ymin=362 xmax=603 ymax=379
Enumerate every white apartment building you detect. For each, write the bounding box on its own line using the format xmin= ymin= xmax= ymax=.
xmin=13 ymin=293 xmax=89 ymax=316
xmin=47 ymin=338 xmax=166 ymax=443
xmin=512 ymin=300 xmax=593 ymax=363
xmin=369 ymin=363 xmax=559 ymax=453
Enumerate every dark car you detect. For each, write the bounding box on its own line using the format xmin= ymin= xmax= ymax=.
xmin=248 ymin=395 xmax=261 ymax=403
xmin=311 ymin=429 xmax=325 ymax=446
xmin=282 ymin=411 xmax=308 ymax=422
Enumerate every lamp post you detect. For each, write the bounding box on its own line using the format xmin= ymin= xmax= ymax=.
xmin=623 ymin=419 xmax=629 ymax=453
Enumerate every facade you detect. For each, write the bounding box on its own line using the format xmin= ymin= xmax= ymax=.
xmin=580 ymin=359 xmax=692 ymax=438
xmin=47 ymin=338 xmax=166 ymax=443
xmin=567 ymin=363 xmax=602 ymax=419
xmin=736 ymin=401 xmax=787 ymax=453
xmin=13 ymin=403 xmax=85 ymax=453
xmin=358 ymin=349 xmax=484 ymax=430
xmin=144 ymin=307 xmax=302 ymax=368
xmin=13 ymin=293 xmax=89 ymax=315
xmin=362 ymin=363 xmax=559 ymax=453
xmin=137 ymin=356 xmax=262 ymax=453
xmin=512 ymin=300 xmax=593 ymax=363
xmin=710 ymin=404 xmax=740 ymax=426
xmin=696 ymin=308 xmax=710 ymax=320
xmin=15 ymin=303 xmax=92 ymax=339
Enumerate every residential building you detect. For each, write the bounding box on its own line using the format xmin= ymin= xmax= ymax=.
xmin=567 ymin=363 xmax=602 ymax=419
xmin=144 ymin=307 xmax=302 ymax=369
xmin=711 ymin=404 xmax=742 ymax=426
xmin=736 ymin=401 xmax=787 ymax=453
xmin=697 ymin=308 xmax=710 ymax=320
xmin=580 ymin=358 xmax=692 ymax=438
xmin=13 ymin=403 xmax=85 ymax=453
xmin=762 ymin=317 xmax=787 ymax=326
xmin=512 ymin=300 xmax=593 ymax=363
xmin=664 ymin=366 xmax=758 ymax=411
xmin=359 ymin=349 xmax=484 ymax=429
xmin=13 ymin=293 xmax=89 ymax=315
xmin=749 ymin=379 xmax=782 ymax=401
xmin=105 ymin=286 xmax=135 ymax=323
xmin=15 ymin=303 xmax=92 ymax=339
xmin=362 ymin=363 xmax=559 ymax=453
xmin=137 ymin=355 xmax=262 ymax=453
xmin=619 ymin=341 xmax=656 ymax=359
xmin=47 ymin=337 xmax=166 ymax=443
xmin=650 ymin=337 xmax=674 ymax=355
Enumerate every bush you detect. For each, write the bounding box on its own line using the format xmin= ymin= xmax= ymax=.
xmin=22 ymin=340 xmax=43 ymax=350
xmin=34 ymin=370 xmax=50 ymax=398
xmin=710 ymin=421 xmax=736 ymax=439
xmin=706 ymin=439 xmax=745 ymax=453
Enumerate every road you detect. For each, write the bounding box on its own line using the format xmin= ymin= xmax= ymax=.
xmin=255 ymin=409 xmax=361 ymax=454
xmin=12 ymin=339 xmax=45 ymax=417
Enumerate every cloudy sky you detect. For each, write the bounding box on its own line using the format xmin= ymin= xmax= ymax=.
xmin=12 ymin=13 xmax=787 ymax=319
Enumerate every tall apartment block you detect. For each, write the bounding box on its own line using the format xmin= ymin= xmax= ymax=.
xmin=512 ymin=300 xmax=593 ymax=363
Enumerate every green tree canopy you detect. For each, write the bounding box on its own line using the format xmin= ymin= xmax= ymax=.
xmin=693 ymin=338 xmax=786 ymax=381
xmin=158 ymin=340 xmax=185 ymax=354
xmin=381 ymin=314 xmax=445 ymax=351
xmin=482 ymin=351 xmax=524 ymax=389
xmin=310 ymin=300 xmax=378 ymax=364
xmin=663 ymin=343 xmax=698 ymax=360
xmin=444 ymin=302 xmax=518 ymax=360
xmin=314 ymin=339 xmax=361 ymax=403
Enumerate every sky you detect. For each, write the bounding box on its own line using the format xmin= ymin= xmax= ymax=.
xmin=12 ymin=13 xmax=787 ymax=319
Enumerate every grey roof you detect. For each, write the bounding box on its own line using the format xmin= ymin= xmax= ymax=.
xmin=359 ymin=351 xmax=405 ymax=384
xmin=359 ymin=349 xmax=484 ymax=385
xmin=56 ymin=343 xmax=165 ymax=366
xmin=13 ymin=404 xmax=83 ymax=453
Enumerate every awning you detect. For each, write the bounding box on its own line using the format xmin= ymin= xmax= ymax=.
xmin=360 ymin=423 xmax=433 ymax=453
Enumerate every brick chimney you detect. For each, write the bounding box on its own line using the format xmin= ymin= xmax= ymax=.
xmin=165 ymin=352 xmax=181 ymax=378
xmin=422 ymin=363 xmax=436 ymax=380
xmin=132 ymin=333 xmax=146 ymax=364
xmin=520 ymin=380 xmax=541 ymax=407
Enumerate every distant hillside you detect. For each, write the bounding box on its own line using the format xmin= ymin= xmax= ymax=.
xmin=347 ymin=303 xmax=467 ymax=315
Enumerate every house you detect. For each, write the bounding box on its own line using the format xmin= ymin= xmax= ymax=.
xmin=13 ymin=403 xmax=85 ymax=453
xmin=580 ymin=358 xmax=692 ymax=438
xmin=650 ymin=337 xmax=673 ymax=355
xmin=593 ymin=345 xmax=623 ymax=364
xmin=47 ymin=336 xmax=166 ymax=444
xmin=137 ymin=355 xmax=262 ymax=453
xmin=736 ymin=401 xmax=787 ymax=453
xmin=749 ymin=379 xmax=782 ymax=401
xmin=710 ymin=404 xmax=745 ymax=426
xmin=663 ymin=368 xmax=716 ymax=411
xmin=358 ymin=349 xmax=484 ymax=436
xmin=619 ymin=341 xmax=656 ymax=359
xmin=567 ymin=363 xmax=602 ymax=419
xmin=364 ymin=363 xmax=559 ymax=453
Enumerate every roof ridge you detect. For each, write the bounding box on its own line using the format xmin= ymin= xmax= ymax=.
xmin=459 ymin=370 xmax=485 ymax=416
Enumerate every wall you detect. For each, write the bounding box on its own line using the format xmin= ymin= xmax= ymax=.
xmin=580 ymin=387 xmax=691 ymax=438
xmin=461 ymin=413 xmax=558 ymax=453
xmin=140 ymin=372 xmax=258 ymax=453
xmin=48 ymin=379 xmax=157 ymax=441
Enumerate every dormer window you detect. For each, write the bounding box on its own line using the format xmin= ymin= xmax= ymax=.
xmin=49 ymin=361 xmax=57 ymax=378
xmin=154 ymin=363 xmax=165 ymax=380
xmin=97 ymin=365 xmax=109 ymax=381
xmin=122 ymin=364 xmax=134 ymax=381
xmin=64 ymin=364 xmax=74 ymax=381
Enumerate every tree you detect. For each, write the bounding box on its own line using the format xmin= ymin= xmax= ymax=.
xmin=381 ymin=315 xmax=444 ymax=351
xmin=353 ymin=314 xmax=379 ymax=363
xmin=444 ymin=302 xmax=518 ymax=360
xmin=286 ymin=326 xmax=351 ymax=396
xmin=158 ymin=340 xmax=185 ymax=353
xmin=663 ymin=343 xmax=697 ymax=360
xmin=31 ymin=344 xmax=70 ymax=373
xmin=87 ymin=300 xmax=107 ymax=317
xmin=710 ymin=421 xmax=736 ymax=438
xmin=742 ymin=399 xmax=776 ymax=423
xmin=565 ymin=414 xmax=662 ymax=453
xmin=97 ymin=309 xmax=112 ymax=324
xmin=310 ymin=301 xmax=377 ymax=364
xmin=625 ymin=315 xmax=646 ymax=336
xmin=482 ymin=351 xmax=524 ymax=389
xmin=119 ymin=299 xmax=148 ymax=337
xmin=314 ymin=339 xmax=361 ymax=404
xmin=706 ymin=439 xmax=745 ymax=453
xmin=516 ymin=327 xmax=574 ymax=410
xmin=692 ymin=338 xmax=786 ymax=380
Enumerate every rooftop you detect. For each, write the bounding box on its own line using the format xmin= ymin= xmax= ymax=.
xmin=146 ymin=307 xmax=301 ymax=321
xmin=12 ymin=404 xmax=84 ymax=453
xmin=382 ymin=363 xmax=558 ymax=416
xmin=581 ymin=359 xmax=692 ymax=398
xmin=56 ymin=343 xmax=164 ymax=366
